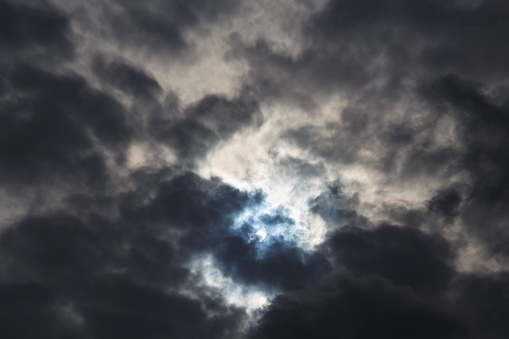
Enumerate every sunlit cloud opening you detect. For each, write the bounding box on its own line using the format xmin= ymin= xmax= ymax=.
xmin=197 ymin=105 xmax=331 ymax=251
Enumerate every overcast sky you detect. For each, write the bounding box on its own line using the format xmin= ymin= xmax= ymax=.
xmin=2 ymin=0 xmax=509 ymax=338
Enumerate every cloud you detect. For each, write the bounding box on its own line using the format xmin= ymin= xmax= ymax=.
xmin=0 ymin=64 xmax=128 ymax=189
xmin=92 ymin=55 xmax=163 ymax=100
xmin=79 ymin=0 xmax=242 ymax=58
xmin=0 ymin=172 xmax=260 ymax=337
xmin=422 ymin=74 xmax=509 ymax=256
xmin=325 ymin=224 xmax=456 ymax=290
xmin=0 ymin=0 xmax=73 ymax=60
xmin=251 ymin=273 xmax=468 ymax=339
xmin=214 ymin=236 xmax=331 ymax=290
xmin=2 ymin=0 xmax=509 ymax=337
xmin=150 ymin=92 xmax=262 ymax=162
xmin=251 ymin=225 xmax=509 ymax=339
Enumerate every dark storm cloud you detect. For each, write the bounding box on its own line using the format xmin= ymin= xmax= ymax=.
xmin=0 ymin=172 xmax=262 ymax=338
xmin=422 ymin=74 xmax=509 ymax=256
xmin=0 ymin=282 xmax=79 ymax=339
xmin=0 ymin=0 xmax=264 ymax=329
xmin=0 ymin=64 xmax=129 ymax=188
xmin=215 ymin=236 xmax=331 ymax=291
xmin=1 ymin=184 xmax=201 ymax=286
xmin=123 ymin=172 xmax=330 ymax=292
xmin=251 ymin=268 xmax=509 ymax=339
xmin=122 ymin=172 xmax=259 ymax=251
xmin=0 ymin=25 xmax=257 ymax=191
xmin=325 ymin=225 xmax=456 ymax=290
xmin=427 ymin=185 xmax=463 ymax=224
xmin=102 ymin=0 xmax=240 ymax=55
xmin=93 ymin=56 xmax=162 ymax=100
xmin=0 ymin=0 xmax=73 ymax=60
xmin=310 ymin=181 xmax=368 ymax=228
xmin=450 ymin=272 xmax=509 ymax=339
xmin=250 ymin=223 xmax=509 ymax=339
xmin=76 ymin=277 xmax=243 ymax=339
xmin=306 ymin=0 xmax=509 ymax=85
xmin=90 ymin=54 xmax=262 ymax=166
xmin=251 ymin=274 xmax=467 ymax=339
xmin=151 ymin=92 xmax=261 ymax=161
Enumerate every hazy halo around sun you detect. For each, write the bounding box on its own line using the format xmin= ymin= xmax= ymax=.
xmin=249 ymin=224 xmax=267 ymax=242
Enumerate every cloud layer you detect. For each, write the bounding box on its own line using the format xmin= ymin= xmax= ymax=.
xmin=2 ymin=0 xmax=509 ymax=338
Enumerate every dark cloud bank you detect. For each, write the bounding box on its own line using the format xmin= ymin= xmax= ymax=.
xmin=2 ymin=0 xmax=509 ymax=338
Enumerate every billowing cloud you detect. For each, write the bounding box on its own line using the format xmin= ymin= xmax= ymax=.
xmin=1 ymin=0 xmax=509 ymax=338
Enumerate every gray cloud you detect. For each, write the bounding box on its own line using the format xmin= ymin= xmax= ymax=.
xmin=2 ymin=0 xmax=509 ymax=338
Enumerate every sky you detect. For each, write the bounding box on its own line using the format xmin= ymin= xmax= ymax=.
xmin=1 ymin=0 xmax=509 ymax=338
